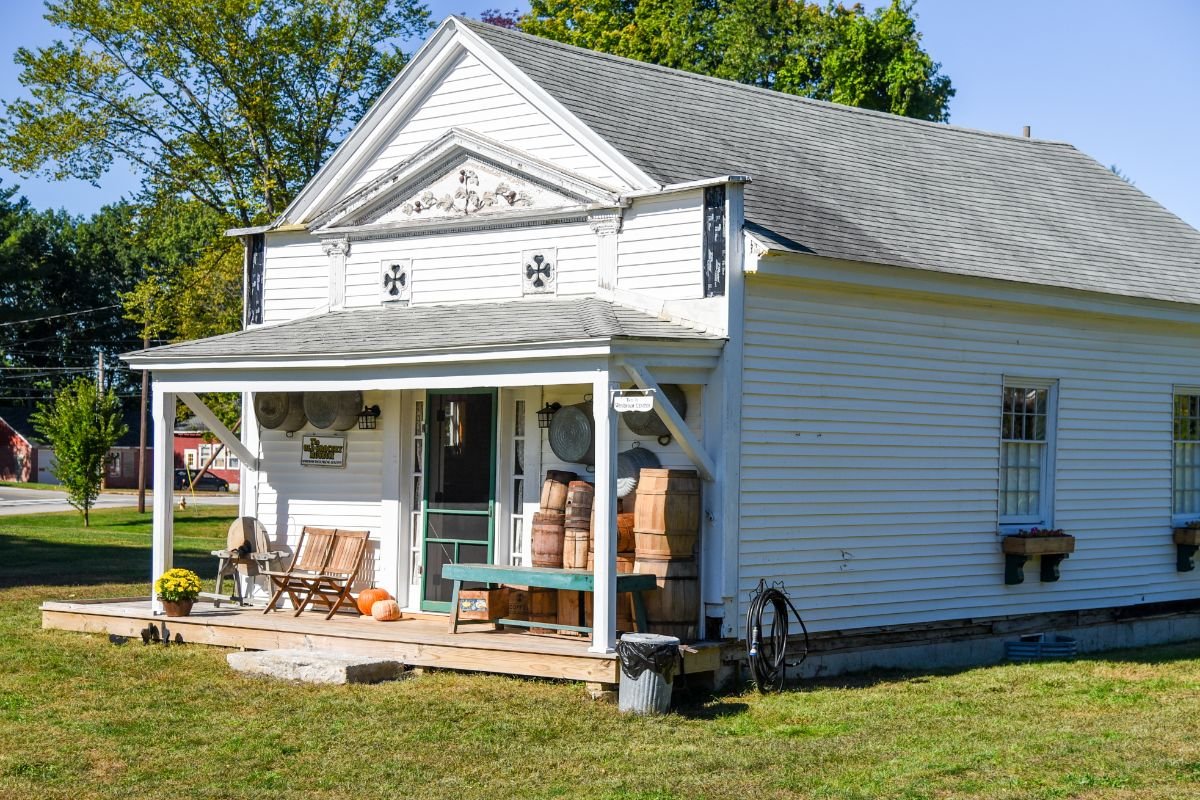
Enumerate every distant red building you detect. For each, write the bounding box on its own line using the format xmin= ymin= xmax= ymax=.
xmin=173 ymin=422 xmax=241 ymax=490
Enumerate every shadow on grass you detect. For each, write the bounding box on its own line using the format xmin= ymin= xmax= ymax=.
xmin=0 ymin=532 xmax=214 ymax=589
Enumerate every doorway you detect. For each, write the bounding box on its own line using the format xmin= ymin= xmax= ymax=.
xmin=420 ymin=390 xmax=497 ymax=611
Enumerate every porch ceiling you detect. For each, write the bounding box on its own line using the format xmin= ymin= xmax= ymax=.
xmin=122 ymin=298 xmax=723 ymax=369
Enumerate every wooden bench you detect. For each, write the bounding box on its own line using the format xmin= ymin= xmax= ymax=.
xmin=442 ymin=563 xmax=656 ymax=635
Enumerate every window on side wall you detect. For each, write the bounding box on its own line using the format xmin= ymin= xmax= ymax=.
xmin=999 ymin=380 xmax=1057 ymax=529
xmin=1172 ymin=391 xmax=1200 ymax=522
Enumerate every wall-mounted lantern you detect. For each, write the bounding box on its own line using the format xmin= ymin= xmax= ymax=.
xmin=357 ymin=405 xmax=382 ymax=430
xmin=537 ymin=402 xmax=561 ymax=429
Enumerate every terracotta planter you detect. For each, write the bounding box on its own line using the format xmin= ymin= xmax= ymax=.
xmin=161 ymin=599 xmax=194 ymax=617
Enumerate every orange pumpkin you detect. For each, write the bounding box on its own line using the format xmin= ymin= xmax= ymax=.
xmin=371 ymin=599 xmax=402 ymax=621
xmin=356 ymin=587 xmax=391 ymax=616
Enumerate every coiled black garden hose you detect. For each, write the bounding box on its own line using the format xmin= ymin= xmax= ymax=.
xmin=746 ymin=581 xmax=809 ymax=692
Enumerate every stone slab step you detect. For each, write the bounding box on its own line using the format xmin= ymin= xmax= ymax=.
xmin=227 ymin=648 xmax=408 ymax=685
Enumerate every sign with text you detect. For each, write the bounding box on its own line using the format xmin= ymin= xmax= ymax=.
xmin=300 ymin=434 xmax=347 ymax=468
xmin=611 ymin=389 xmax=656 ymax=413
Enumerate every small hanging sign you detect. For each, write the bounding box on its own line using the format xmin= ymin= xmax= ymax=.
xmin=611 ymin=388 xmax=656 ymax=413
xmin=300 ymin=434 xmax=347 ymax=468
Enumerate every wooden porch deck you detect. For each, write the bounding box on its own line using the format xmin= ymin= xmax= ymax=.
xmin=41 ymin=598 xmax=723 ymax=686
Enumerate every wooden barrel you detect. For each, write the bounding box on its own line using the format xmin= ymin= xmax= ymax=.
xmin=588 ymin=510 xmax=636 ymax=553
xmin=634 ymin=556 xmax=699 ymax=641
xmin=563 ymin=527 xmax=590 ymax=570
xmin=586 ymin=551 xmax=635 ymax=573
xmin=584 ymin=590 xmax=636 ymax=633
xmin=529 ymin=587 xmax=557 ymax=634
xmin=634 ymin=469 xmax=701 ymax=559
xmin=539 ymin=470 xmax=577 ymax=513
xmin=531 ymin=511 xmax=565 ymax=567
xmin=565 ymin=481 xmax=595 ymax=529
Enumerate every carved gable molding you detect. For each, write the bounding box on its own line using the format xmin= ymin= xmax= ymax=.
xmin=312 ymin=129 xmax=622 ymax=234
xmin=379 ymin=158 xmax=559 ymax=224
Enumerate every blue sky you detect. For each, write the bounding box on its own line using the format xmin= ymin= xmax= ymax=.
xmin=0 ymin=1 xmax=1195 ymax=230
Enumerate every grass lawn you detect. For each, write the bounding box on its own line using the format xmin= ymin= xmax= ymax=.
xmin=3 ymin=509 xmax=1200 ymax=799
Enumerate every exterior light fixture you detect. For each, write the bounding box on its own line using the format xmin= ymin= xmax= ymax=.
xmin=357 ymin=405 xmax=381 ymax=430
xmin=537 ymin=402 xmax=561 ymax=429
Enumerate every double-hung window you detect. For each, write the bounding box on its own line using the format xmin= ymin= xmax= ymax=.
xmin=999 ymin=380 xmax=1057 ymax=528
xmin=1172 ymin=391 xmax=1200 ymax=521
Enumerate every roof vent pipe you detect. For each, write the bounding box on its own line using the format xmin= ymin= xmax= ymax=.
xmin=1022 ymin=125 xmax=1031 ymax=138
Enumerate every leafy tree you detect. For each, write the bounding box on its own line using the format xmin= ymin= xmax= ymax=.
xmin=1 ymin=0 xmax=432 ymax=226
xmin=31 ymin=377 xmax=127 ymax=526
xmin=0 ymin=193 xmax=146 ymax=404
xmin=519 ymin=0 xmax=954 ymax=121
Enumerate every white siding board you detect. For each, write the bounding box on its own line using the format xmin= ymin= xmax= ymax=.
xmin=616 ymin=192 xmax=703 ymax=300
xmin=739 ymin=279 xmax=1200 ymax=634
xmin=343 ymin=223 xmax=597 ymax=307
xmin=261 ymin=231 xmax=328 ymax=324
xmin=251 ymin=393 xmax=390 ymax=586
xmin=351 ymin=51 xmax=621 ymax=192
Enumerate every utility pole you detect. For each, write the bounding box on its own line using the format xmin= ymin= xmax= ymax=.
xmin=97 ymin=351 xmax=105 ymax=390
xmin=137 ymin=335 xmax=149 ymax=513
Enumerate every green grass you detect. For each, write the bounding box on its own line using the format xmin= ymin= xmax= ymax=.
xmin=3 ymin=508 xmax=1200 ymax=799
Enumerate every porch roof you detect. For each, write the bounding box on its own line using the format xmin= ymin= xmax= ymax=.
xmin=122 ymin=298 xmax=721 ymax=367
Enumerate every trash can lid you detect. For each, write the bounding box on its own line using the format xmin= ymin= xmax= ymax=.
xmin=619 ymin=632 xmax=681 ymax=647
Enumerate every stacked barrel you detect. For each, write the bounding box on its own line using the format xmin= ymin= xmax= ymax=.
xmin=633 ymin=468 xmax=701 ymax=641
xmin=585 ymin=509 xmax=637 ymax=632
xmin=530 ymin=469 xmax=574 ymax=632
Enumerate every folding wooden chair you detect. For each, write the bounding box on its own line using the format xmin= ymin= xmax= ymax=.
xmin=261 ymin=527 xmax=335 ymax=614
xmin=293 ymin=529 xmax=370 ymax=619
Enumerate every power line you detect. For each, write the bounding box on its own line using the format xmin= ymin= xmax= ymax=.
xmin=0 ymin=304 xmax=121 ymax=328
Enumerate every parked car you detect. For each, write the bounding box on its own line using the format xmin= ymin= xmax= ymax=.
xmin=174 ymin=469 xmax=229 ymax=492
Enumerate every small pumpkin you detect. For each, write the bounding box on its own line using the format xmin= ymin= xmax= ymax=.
xmin=356 ymin=587 xmax=391 ymax=616
xmin=371 ymin=599 xmax=402 ymax=621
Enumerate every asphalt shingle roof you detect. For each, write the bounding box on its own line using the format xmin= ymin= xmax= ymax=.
xmin=123 ymin=298 xmax=718 ymax=363
xmin=460 ymin=18 xmax=1200 ymax=306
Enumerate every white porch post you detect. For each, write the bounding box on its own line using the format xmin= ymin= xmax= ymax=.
xmin=150 ymin=387 xmax=176 ymax=613
xmin=589 ymin=373 xmax=620 ymax=654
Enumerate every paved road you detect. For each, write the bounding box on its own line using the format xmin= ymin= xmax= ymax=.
xmin=0 ymin=486 xmax=239 ymax=515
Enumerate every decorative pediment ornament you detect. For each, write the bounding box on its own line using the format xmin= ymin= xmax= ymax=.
xmin=375 ymin=158 xmax=565 ymax=225
xmin=312 ymin=129 xmax=621 ymax=233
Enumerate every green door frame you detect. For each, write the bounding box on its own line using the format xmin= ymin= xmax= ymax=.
xmin=419 ymin=388 xmax=498 ymax=612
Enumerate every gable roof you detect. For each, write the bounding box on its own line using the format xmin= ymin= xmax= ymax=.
xmin=123 ymin=298 xmax=720 ymax=365
xmin=456 ymin=18 xmax=1200 ymax=306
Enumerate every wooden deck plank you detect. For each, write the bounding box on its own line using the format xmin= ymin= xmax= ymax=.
xmin=40 ymin=599 xmax=723 ymax=686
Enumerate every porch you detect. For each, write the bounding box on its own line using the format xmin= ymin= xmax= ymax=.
xmin=40 ymin=597 xmax=725 ymax=686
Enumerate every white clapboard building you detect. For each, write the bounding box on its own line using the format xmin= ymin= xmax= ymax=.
xmin=91 ymin=17 xmax=1200 ymax=676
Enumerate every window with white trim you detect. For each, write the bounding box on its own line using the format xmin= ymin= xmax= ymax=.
xmin=1173 ymin=392 xmax=1200 ymax=519
xmin=999 ymin=381 xmax=1056 ymax=526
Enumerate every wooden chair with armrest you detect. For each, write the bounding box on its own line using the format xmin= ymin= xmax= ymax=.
xmin=293 ymin=529 xmax=370 ymax=619
xmin=261 ymin=527 xmax=336 ymax=614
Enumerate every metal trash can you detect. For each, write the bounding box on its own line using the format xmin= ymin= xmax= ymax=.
xmin=616 ymin=632 xmax=680 ymax=714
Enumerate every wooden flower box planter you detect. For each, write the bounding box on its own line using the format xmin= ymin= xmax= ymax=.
xmin=1002 ymin=534 xmax=1075 ymax=585
xmin=1172 ymin=528 xmax=1200 ymax=572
